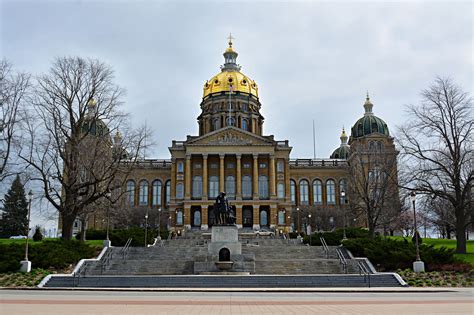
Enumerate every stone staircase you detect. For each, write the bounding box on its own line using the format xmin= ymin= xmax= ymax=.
xmin=41 ymin=235 xmax=406 ymax=288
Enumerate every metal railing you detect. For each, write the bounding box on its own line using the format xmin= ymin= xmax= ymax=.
xmin=100 ymin=248 xmax=114 ymax=274
xmin=336 ymin=247 xmax=348 ymax=274
xmin=357 ymin=259 xmax=371 ymax=288
xmin=320 ymin=236 xmax=329 ymax=258
xmin=120 ymin=238 xmax=133 ymax=260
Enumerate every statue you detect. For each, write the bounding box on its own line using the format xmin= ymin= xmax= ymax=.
xmin=213 ymin=192 xmax=236 ymax=225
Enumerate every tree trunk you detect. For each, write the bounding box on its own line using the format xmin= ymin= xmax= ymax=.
xmin=79 ymin=217 xmax=87 ymax=241
xmin=61 ymin=214 xmax=75 ymax=240
xmin=455 ymin=219 xmax=467 ymax=254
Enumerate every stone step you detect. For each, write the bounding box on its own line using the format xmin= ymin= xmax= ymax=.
xmin=44 ymin=274 xmax=405 ymax=288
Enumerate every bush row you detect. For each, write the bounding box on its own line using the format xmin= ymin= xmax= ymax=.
xmin=0 ymin=240 xmax=97 ymax=273
xmin=76 ymin=228 xmax=169 ymax=247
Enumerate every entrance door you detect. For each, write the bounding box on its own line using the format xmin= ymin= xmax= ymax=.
xmin=242 ymin=206 xmax=253 ymax=228
xmin=260 ymin=206 xmax=270 ymax=228
xmin=208 ymin=206 xmax=215 ymax=228
xmin=191 ymin=206 xmax=201 ymax=228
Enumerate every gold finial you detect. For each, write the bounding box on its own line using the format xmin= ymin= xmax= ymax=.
xmin=366 ymin=91 xmax=370 ymax=101
xmin=340 ymin=126 xmax=348 ymax=144
xmin=227 ymin=33 xmax=234 ymax=47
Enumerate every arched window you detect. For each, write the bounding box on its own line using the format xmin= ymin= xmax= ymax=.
xmin=277 ymin=182 xmax=285 ymax=199
xmin=193 ymin=210 xmax=201 ymax=226
xmin=139 ymin=180 xmax=148 ymax=206
xmin=313 ymin=180 xmax=322 ymax=205
xmin=377 ymin=141 xmax=383 ymax=152
xmin=212 ymin=118 xmax=220 ymax=130
xmin=326 ymin=179 xmax=336 ymax=205
xmin=177 ymin=161 xmax=184 ymax=173
xmin=176 ymin=210 xmax=183 ymax=225
xmin=339 ymin=179 xmax=348 ymax=205
xmin=152 ymin=180 xmax=162 ymax=206
xmin=290 ymin=180 xmax=296 ymax=203
xmin=242 ymin=175 xmax=252 ymax=199
xmin=209 ymin=176 xmax=219 ymax=198
xmin=165 ymin=180 xmax=171 ymax=205
xmin=242 ymin=118 xmax=248 ymax=131
xmin=225 ymin=176 xmax=236 ymax=199
xmin=299 ymin=180 xmax=309 ymax=205
xmin=258 ymin=175 xmax=269 ymax=199
xmin=192 ymin=176 xmax=202 ymax=198
xmin=260 ymin=210 xmax=268 ymax=226
xmin=226 ymin=117 xmax=235 ymax=126
xmin=176 ymin=182 xmax=184 ymax=199
xmin=126 ymin=180 xmax=135 ymax=206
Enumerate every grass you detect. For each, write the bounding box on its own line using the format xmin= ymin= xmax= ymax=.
xmin=387 ymin=236 xmax=474 ymax=265
xmin=0 ymin=268 xmax=50 ymax=287
xmin=0 ymin=238 xmax=103 ymax=247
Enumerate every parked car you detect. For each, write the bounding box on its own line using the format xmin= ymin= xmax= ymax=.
xmin=9 ymin=235 xmax=27 ymax=239
xmin=254 ymin=230 xmax=275 ymax=237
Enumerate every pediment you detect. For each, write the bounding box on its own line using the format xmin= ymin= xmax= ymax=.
xmin=186 ymin=127 xmax=274 ymax=146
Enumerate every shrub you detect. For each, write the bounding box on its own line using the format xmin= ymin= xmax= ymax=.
xmin=32 ymin=226 xmax=43 ymax=242
xmin=343 ymin=237 xmax=462 ymax=271
xmin=76 ymin=228 xmax=168 ymax=246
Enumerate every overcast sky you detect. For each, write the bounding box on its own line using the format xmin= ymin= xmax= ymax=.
xmin=1 ymin=0 xmax=472 ymax=231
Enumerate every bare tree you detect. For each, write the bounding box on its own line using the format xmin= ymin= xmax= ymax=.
xmin=0 ymin=60 xmax=30 ymax=180
xmin=397 ymin=77 xmax=473 ymax=254
xmin=19 ymin=57 xmax=149 ymax=240
xmin=347 ymin=141 xmax=400 ymax=237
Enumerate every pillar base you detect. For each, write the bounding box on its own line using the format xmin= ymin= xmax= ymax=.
xmin=20 ymin=260 xmax=31 ymax=273
xmin=201 ymin=224 xmax=209 ymax=231
xmin=252 ymin=224 xmax=260 ymax=231
xmin=413 ymin=260 xmax=425 ymax=273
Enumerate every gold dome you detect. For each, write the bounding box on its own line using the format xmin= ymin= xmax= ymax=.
xmin=203 ymin=71 xmax=259 ymax=98
xmin=203 ymin=36 xmax=259 ymax=99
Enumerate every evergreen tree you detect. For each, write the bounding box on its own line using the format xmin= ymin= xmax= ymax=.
xmin=0 ymin=175 xmax=29 ymax=237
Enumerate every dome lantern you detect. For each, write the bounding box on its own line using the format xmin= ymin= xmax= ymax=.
xmin=221 ymin=33 xmax=241 ymax=72
xmin=364 ymin=91 xmax=374 ymax=116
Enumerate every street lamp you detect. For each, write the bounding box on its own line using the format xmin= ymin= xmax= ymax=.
xmin=296 ymin=207 xmax=300 ymax=234
xmin=410 ymin=191 xmax=425 ymax=272
xmin=308 ymin=214 xmax=312 ymax=246
xmin=20 ymin=190 xmax=33 ymax=272
xmin=341 ymin=190 xmax=347 ymax=240
xmin=104 ymin=191 xmax=112 ymax=247
xmin=157 ymin=207 xmax=162 ymax=240
xmin=144 ymin=210 xmax=149 ymax=247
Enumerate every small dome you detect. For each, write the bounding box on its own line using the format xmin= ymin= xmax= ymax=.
xmin=350 ymin=94 xmax=389 ymax=139
xmin=330 ymin=128 xmax=350 ymax=159
xmin=203 ymin=37 xmax=259 ymax=99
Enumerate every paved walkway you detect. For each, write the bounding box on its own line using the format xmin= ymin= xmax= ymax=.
xmin=1 ymin=289 xmax=473 ymax=314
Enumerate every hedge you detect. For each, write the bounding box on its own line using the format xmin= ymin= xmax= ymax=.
xmin=76 ymin=228 xmax=170 ymax=246
xmin=0 ymin=240 xmax=97 ymax=273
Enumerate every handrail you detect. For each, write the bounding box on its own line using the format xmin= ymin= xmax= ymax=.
xmin=121 ymin=238 xmax=132 ymax=260
xmin=357 ymin=260 xmax=371 ymax=288
xmin=320 ymin=236 xmax=329 ymax=258
xmin=100 ymin=248 xmax=113 ymax=274
xmin=335 ymin=247 xmax=348 ymax=274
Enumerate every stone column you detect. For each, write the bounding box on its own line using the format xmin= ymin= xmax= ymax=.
xmin=201 ymin=206 xmax=208 ymax=231
xmin=202 ymin=154 xmax=208 ymax=200
xmin=284 ymin=157 xmax=291 ymax=202
xmin=252 ymin=154 xmax=259 ymax=200
xmin=184 ymin=205 xmax=191 ymax=230
xmin=235 ymin=205 xmax=243 ymax=229
xmin=270 ymin=205 xmax=278 ymax=228
xmin=236 ymin=154 xmax=242 ymax=200
xmin=185 ymin=154 xmax=192 ymax=199
xmin=269 ymin=154 xmax=276 ymax=198
xmin=170 ymin=158 xmax=176 ymax=202
xmin=252 ymin=205 xmax=260 ymax=230
xmin=219 ymin=154 xmax=225 ymax=193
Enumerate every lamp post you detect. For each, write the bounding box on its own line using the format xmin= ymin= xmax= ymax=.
xmin=157 ymin=207 xmax=162 ymax=239
xmin=296 ymin=207 xmax=300 ymax=234
xmin=341 ymin=190 xmax=347 ymax=240
xmin=20 ymin=190 xmax=33 ymax=272
xmin=104 ymin=191 xmax=112 ymax=247
xmin=410 ymin=191 xmax=425 ymax=272
xmin=144 ymin=210 xmax=149 ymax=247
xmin=308 ymin=214 xmax=312 ymax=245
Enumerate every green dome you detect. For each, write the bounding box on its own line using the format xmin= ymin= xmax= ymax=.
xmin=330 ymin=128 xmax=350 ymax=159
xmin=350 ymin=95 xmax=389 ymax=139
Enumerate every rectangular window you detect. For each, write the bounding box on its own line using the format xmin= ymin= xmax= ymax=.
xmin=227 ymin=163 xmax=234 ymax=169
xmin=259 ymin=163 xmax=267 ymax=169
xmin=194 ymin=163 xmax=201 ymax=169
xmin=243 ymin=163 xmax=251 ymax=169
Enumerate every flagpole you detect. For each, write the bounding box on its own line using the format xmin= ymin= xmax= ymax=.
xmin=312 ymin=119 xmax=316 ymax=159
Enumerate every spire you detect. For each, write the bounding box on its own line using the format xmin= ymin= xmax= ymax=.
xmin=340 ymin=126 xmax=348 ymax=145
xmin=221 ymin=34 xmax=241 ymax=71
xmin=364 ymin=91 xmax=374 ymax=116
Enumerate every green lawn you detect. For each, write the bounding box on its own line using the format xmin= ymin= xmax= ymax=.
xmin=0 ymin=238 xmax=103 ymax=247
xmin=387 ymin=236 xmax=474 ymax=265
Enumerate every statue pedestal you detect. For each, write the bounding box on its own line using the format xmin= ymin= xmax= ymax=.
xmin=208 ymin=225 xmax=241 ymax=255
